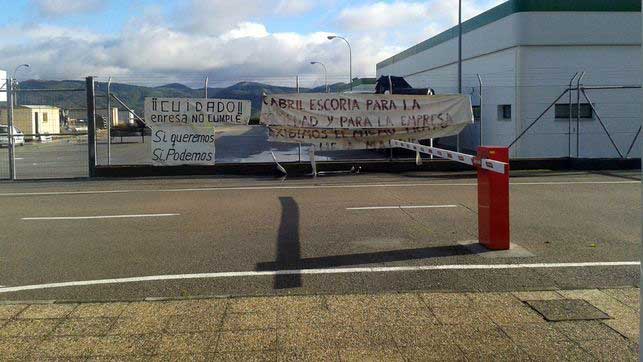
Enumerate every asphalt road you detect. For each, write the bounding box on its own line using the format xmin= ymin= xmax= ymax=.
xmin=0 ymin=170 xmax=640 ymax=301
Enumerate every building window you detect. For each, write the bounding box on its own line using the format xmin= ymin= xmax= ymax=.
xmin=555 ymin=104 xmax=593 ymax=119
xmin=472 ymin=106 xmax=481 ymax=122
xmin=498 ymin=105 xmax=511 ymax=120
xmin=42 ymin=113 xmax=48 ymax=123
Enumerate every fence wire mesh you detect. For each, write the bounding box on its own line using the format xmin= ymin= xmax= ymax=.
xmin=2 ymin=73 xmax=641 ymax=179
xmin=2 ymin=83 xmax=88 ymax=179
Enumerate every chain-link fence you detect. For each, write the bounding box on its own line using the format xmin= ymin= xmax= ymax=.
xmin=2 ymin=73 xmax=640 ymax=180
xmin=403 ymin=71 xmax=641 ymax=159
xmin=1 ymin=79 xmax=88 ymax=179
xmin=92 ymin=74 xmax=400 ymax=167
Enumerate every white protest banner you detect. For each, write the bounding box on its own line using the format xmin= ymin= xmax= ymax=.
xmin=267 ymin=124 xmax=466 ymax=150
xmin=260 ymin=93 xmax=473 ymax=150
xmin=145 ymin=97 xmax=250 ymax=165
xmin=150 ymin=125 xmax=215 ymax=165
xmin=146 ymin=98 xmax=251 ymax=125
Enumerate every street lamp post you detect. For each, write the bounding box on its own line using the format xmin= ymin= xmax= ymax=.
xmin=327 ymin=35 xmax=352 ymax=91
xmin=12 ymin=64 xmax=29 ymax=107
xmin=310 ymin=61 xmax=328 ymax=93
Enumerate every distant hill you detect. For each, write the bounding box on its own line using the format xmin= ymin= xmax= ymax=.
xmin=155 ymin=83 xmax=194 ymax=92
xmin=15 ymin=79 xmax=349 ymax=119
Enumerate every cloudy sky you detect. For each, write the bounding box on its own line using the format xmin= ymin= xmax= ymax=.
xmin=0 ymin=0 xmax=504 ymax=86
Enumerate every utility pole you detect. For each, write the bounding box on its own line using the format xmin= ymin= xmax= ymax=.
xmin=457 ymin=0 xmax=462 ymax=152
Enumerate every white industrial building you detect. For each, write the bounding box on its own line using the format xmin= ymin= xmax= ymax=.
xmin=377 ymin=0 xmax=641 ymax=159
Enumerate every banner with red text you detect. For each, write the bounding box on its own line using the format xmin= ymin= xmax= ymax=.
xmin=260 ymin=93 xmax=473 ymax=150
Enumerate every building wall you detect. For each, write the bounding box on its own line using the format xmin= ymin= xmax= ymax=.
xmin=0 ymin=107 xmax=61 ymax=136
xmin=118 ymin=110 xmax=135 ymax=125
xmin=1 ymin=108 xmax=33 ymax=133
xmin=377 ymin=9 xmax=642 ymax=159
xmin=33 ymin=107 xmax=61 ymax=135
xmin=514 ymin=11 xmax=640 ymax=158
xmin=389 ymin=47 xmax=518 ymax=153
xmin=100 ymin=107 xmax=120 ymax=127
xmin=516 ymin=45 xmax=641 ymax=158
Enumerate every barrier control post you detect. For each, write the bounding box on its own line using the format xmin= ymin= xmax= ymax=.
xmin=390 ymin=140 xmax=510 ymax=250
xmin=476 ymin=146 xmax=510 ymax=250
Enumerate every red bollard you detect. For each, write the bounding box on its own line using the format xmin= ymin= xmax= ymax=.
xmin=477 ymin=146 xmax=510 ymax=250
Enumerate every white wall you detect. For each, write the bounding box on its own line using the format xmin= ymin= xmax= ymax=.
xmin=517 ymin=45 xmax=641 ymax=158
xmin=391 ymin=48 xmax=519 ymax=153
xmin=377 ymin=13 xmax=519 ymax=78
xmin=377 ymin=11 xmax=642 ymax=159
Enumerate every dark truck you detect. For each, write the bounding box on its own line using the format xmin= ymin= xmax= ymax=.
xmin=374 ymin=75 xmax=435 ymax=95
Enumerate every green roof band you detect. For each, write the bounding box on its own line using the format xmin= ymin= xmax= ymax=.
xmin=376 ymin=0 xmax=641 ymax=70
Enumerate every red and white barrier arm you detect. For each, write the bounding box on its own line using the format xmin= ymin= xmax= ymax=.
xmin=391 ymin=139 xmax=511 ymax=251
xmin=390 ymin=140 xmax=508 ymax=174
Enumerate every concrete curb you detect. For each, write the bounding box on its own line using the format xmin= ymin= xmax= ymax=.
xmin=95 ymin=158 xmax=642 ymax=178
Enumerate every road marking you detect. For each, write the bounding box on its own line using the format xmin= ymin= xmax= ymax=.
xmin=0 ymin=261 xmax=638 ymax=294
xmin=512 ymin=181 xmax=639 ymax=186
xmin=0 ymin=180 xmax=637 ymax=197
xmin=21 ymin=213 xmax=179 ymax=221
xmin=347 ymin=205 xmax=458 ymax=210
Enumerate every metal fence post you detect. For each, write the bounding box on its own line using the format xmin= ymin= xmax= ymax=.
xmin=107 ymin=77 xmax=112 ymax=165
xmin=477 ymin=74 xmax=483 ymax=147
xmin=568 ymin=72 xmax=579 ymax=158
xmin=576 ymin=72 xmax=585 ymax=158
xmin=86 ymin=77 xmax=96 ymax=177
xmin=7 ymin=79 xmax=15 ymax=180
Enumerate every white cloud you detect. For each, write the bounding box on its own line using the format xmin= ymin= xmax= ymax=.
xmin=463 ymin=0 xmax=506 ymax=20
xmin=337 ymin=0 xmax=505 ymax=35
xmin=337 ymin=1 xmax=431 ymax=32
xmin=331 ymin=0 xmax=506 ymax=64
xmin=31 ymin=0 xmax=105 ymax=17
xmin=275 ymin=0 xmax=315 ymax=16
xmin=220 ymin=22 xmax=269 ymax=41
xmin=179 ymin=0 xmax=269 ymax=34
xmin=0 ymin=0 xmax=504 ymax=85
xmin=0 ymin=21 xmax=389 ymax=84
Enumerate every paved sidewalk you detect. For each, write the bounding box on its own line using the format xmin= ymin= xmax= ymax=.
xmin=0 ymin=288 xmax=639 ymax=361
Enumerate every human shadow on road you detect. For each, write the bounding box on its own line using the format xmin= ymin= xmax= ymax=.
xmin=257 ymin=244 xmax=475 ymax=274
xmin=259 ymin=197 xmax=488 ymax=289
xmin=272 ymin=196 xmax=302 ymax=289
